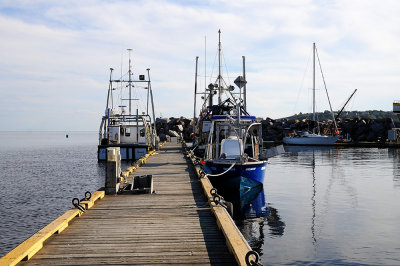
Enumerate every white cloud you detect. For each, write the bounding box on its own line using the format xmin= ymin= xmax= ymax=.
xmin=0 ymin=0 xmax=399 ymax=130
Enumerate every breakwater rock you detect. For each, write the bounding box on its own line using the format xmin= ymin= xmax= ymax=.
xmin=155 ymin=117 xmax=399 ymax=143
xmin=263 ymin=117 xmax=399 ymax=142
xmin=156 ymin=117 xmax=194 ymax=142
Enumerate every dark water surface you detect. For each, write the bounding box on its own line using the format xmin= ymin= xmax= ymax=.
xmin=238 ymin=146 xmax=400 ymax=265
xmin=0 ymin=131 xmax=104 ymax=256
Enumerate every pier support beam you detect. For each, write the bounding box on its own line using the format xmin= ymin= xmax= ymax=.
xmin=105 ymin=147 xmax=121 ymax=194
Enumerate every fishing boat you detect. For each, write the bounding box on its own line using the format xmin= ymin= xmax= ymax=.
xmin=283 ymin=43 xmax=339 ymax=146
xmin=97 ymin=49 xmax=158 ymax=161
xmin=191 ymin=30 xmax=267 ymax=196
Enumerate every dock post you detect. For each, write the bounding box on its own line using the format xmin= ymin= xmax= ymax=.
xmin=105 ymin=147 xmax=121 ymax=194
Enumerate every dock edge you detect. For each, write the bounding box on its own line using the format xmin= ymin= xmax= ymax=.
xmin=182 ymin=141 xmax=260 ymax=266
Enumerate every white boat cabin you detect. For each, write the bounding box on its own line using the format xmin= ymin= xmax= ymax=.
xmin=205 ymin=115 xmax=263 ymax=162
xmin=220 ymin=136 xmax=243 ymax=159
xmin=108 ymin=124 xmax=148 ymax=145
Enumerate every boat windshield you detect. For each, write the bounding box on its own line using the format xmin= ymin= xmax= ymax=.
xmin=221 ymin=136 xmax=243 ymax=159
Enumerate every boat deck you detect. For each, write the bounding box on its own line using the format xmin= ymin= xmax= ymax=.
xmin=19 ymin=142 xmax=236 ymax=265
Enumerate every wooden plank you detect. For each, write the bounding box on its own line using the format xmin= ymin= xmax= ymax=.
xmin=187 ymin=145 xmax=254 ymax=266
xmin=0 ymin=209 xmax=81 ymax=266
xmin=14 ymin=142 xmax=236 ymax=265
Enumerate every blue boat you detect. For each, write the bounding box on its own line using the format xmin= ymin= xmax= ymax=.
xmin=201 ymin=114 xmax=267 ymax=194
xmin=205 ymin=160 xmax=267 ymax=192
xmin=191 ymin=30 xmax=268 ymax=197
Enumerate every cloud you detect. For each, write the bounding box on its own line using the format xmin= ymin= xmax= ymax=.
xmin=0 ymin=0 xmax=399 ymax=130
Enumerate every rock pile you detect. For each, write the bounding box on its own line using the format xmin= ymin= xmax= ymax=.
xmin=262 ymin=117 xmax=398 ymax=142
xmin=340 ymin=118 xmax=396 ymax=142
xmin=156 ymin=116 xmax=399 ymax=143
xmin=156 ymin=117 xmax=194 ymax=142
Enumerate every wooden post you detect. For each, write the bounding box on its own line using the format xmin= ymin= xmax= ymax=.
xmin=105 ymin=147 xmax=121 ymax=194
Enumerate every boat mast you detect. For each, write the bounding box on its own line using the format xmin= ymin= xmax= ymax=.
xmin=218 ymin=29 xmax=222 ymax=104
xmin=313 ymin=43 xmax=316 ymax=130
xmin=147 ymin=68 xmax=157 ymax=143
xmin=194 ymin=56 xmax=199 ymax=120
xmin=106 ymin=68 xmax=114 ymax=110
xmin=242 ymin=56 xmax=246 ymax=111
xmin=128 ymin=48 xmax=133 ymax=116
xmin=204 ymin=36 xmax=207 ymax=106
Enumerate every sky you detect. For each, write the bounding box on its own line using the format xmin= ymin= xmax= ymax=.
xmin=0 ymin=0 xmax=399 ymax=131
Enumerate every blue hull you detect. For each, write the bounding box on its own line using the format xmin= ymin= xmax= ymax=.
xmin=240 ymin=187 xmax=269 ymax=219
xmin=204 ymin=160 xmax=267 ymax=196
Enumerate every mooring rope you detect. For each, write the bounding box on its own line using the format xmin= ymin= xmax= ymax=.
xmin=205 ymin=162 xmax=236 ymax=177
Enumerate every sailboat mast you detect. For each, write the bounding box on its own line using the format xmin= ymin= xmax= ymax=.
xmin=218 ymin=29 xmax=222 ymax=104
xmin=313 ymin=43 xmax=316 ymax=125
xmin=128 ymin=48 xmax=133 ymax=116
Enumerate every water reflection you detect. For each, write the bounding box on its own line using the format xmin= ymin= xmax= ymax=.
xmin=311 ymin=150 xmax=317 ymax=246
xmin=285 ymin=146 xmax=321 ymax=245
xmin=218 ymin=185 xmax=269 ymax=219
xmin=258 ymin=146 xmax=400 ymax=265
xmin=284 ymin=145 xmax=357 ymax=246
xmin=265 ymin=205 xmax=285 ymax=237
xmin=239 ymin=186 xmax=268 ymax=219
xmin=388 ymin=149 xmax=400 ymax=188
xmin=218 ymin=184 xmax=287 ymax=256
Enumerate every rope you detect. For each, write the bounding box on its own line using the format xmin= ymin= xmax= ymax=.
xmin=205 ymin=162 xmax=236 ymax=177
xmin=315 ymin=46 xmax=338 ymax=133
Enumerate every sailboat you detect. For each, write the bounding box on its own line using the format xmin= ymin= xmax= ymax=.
xmin=191 ymin=30 xmax=267 ymax=196
xmin=283 ymin=43 xmax=339 ymax=146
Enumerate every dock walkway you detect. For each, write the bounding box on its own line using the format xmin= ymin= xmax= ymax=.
xmin=20 ymin=142 xmax=235 ymax=265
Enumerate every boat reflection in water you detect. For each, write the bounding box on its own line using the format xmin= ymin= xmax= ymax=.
xmin=236 ymin=185 xmax=267 ymax=219
xmin=220 ymin=185 xmax=286 ymax=254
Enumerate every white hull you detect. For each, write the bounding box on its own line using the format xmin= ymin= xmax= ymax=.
xmin=283 ymin=135 xmax=338 ymax=146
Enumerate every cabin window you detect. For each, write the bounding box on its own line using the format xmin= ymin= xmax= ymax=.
xmin=125 ymin=127 xmax=131 ymax=137
xmin=221 ymin=138 xmax=243 ymax=159
xmin=140 ymin=128 xmax=145 ymax=137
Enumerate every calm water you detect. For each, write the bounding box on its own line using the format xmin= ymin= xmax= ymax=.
xmin=238 ymin=146 xmax=400 ymax=265
xmin=0 ymin=131 xmax=105 ymax=256
xmin=1 ymin=133 xmax=400 ymax=265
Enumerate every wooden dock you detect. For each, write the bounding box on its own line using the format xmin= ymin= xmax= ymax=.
xmin=14 ymin=142 xmax=237 ymax=265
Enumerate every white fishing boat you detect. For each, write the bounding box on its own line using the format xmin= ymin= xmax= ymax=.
xmin=283 ymin=43 xmax=339 ymax=146
xmin=97 ymin=49 xmax=158 ymax=161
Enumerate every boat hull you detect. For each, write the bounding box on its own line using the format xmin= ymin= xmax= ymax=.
xmin=204 ymin=160 xmax=267 ymax=196
xmin=283 ymin=136 xmax=339 ymax=146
